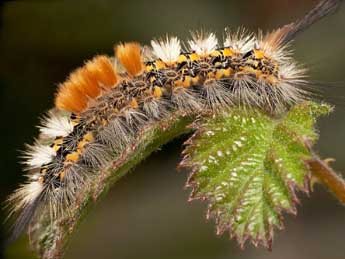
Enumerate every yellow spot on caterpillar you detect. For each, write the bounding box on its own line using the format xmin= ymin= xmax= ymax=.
xmin=52 ymin=144 xmax=61 ymax=152
xmin=77 ymin=132 xmax=94 ymax=150
xmin=175 ymin=76 xmax=199 ymax=88
xmin=177 ymin=54 xmax=188 ymax=63
xmin=210 ymin=50 xmax=221 ymax=57
xmin=216 ymin=70 xmax=222 ymax=79
xmin=174 ymin=79 xmax=183 ymax=87
xmin=222 ymin=48 xmax=234 ymax=57
xmin=66 ymin=152 xmax=79 ymax=162
xmin=254 ymin=49 xmax=265 ymax=59
xmin=52 ymin=138 xmax=63 ymax=151
xmin=189 ymin=53 xmax=200 ymax=62
xmin=241 ymin=66 xmax=261 ymax=76
xmin=150 ymin=76 xmax=156 ymax=83
xmin=54 ymin=138 xmax=63 ymax=145
xmin=130 ymin=98 xmax=139 ymax=109
xmin=154 ymin=60 xmax=166 ymax=70
xmin=191 ymin=76 xmax=200 ymax=84
xmin=83 ymin=132 xmax=94 ymax=142
xmin=77 ymin=140 xmax=87 ymax=150
xmin=207 ymin=71 xmax=216 ymax=79
xmin=224 ymin=68 xmax=232 ymax=77
xmin=216 ymin=69 xmax=232 ymax=79
xmin=153 ymin=86 xmax=163 ymax=98
xmin=146 ymin=64 xmax=154 ymax=72
xmin=183 ymin=76 xmax=192 ymax=88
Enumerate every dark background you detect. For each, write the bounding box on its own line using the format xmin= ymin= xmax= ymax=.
xmin=1 ymin=0 xmax=345 ymax=258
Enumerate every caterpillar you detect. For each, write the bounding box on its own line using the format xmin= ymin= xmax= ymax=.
xmin=6 ymin=0 xmax=343 ymax=243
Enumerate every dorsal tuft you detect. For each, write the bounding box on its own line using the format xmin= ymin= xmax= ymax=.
xmin=55 ymin=55 xmax=118 ymax=113
xmin=115 ymin=42 xmax=144 ymax=76
xmin=150 ymin=36 xmax=181 ymax=63
xmin=188 ymin=32 xmax=218 ymax=56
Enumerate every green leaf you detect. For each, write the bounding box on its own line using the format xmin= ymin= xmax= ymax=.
xmin=181 ymin=102 xmax=331 ymax=249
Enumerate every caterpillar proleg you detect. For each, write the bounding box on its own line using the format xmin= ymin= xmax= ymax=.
xmin=6 ymin=0 xmax=343 ymax=246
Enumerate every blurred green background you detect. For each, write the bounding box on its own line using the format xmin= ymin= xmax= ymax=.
xmin=0 ymin=0 xmax=345 ymax=258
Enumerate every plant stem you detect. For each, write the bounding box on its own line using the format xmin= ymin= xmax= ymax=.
xmin=306 ymin=157 xmax=345 ymax=204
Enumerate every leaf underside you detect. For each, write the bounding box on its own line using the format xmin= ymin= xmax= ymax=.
xmin=181 ymin=102 xmax=331 ymax=249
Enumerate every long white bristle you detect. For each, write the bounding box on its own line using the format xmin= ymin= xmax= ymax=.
xmin=22 ymin=144 xmax=56 ymax=169
xmin=188 ymin=32 xmax=218 ymax=55
xmin=8 ymin=180 xmax=43 ymax=214
xmin=39 ymin=112 xmax=73 ymax=138
xmin=151 ymin=36 xmax=181 ymax=62
xmin=224 ymin=28 xmax=255 ymax=53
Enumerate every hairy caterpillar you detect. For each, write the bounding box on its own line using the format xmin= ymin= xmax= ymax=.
xmin=6 ymin=0 xmax=343 ymax=244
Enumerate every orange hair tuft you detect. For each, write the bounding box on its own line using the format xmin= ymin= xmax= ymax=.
xmin=85 ymin=55 xmax=118 ymax=89
xmin=55 ymin=55 xmax=118 ymax=113
xmin=55 ymin=82 xmax=88 ymax=113
xmin=69 ymin=67 xmax=100 ymax=99
xmin=115 ymin=42 xmax=144 ymax=76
